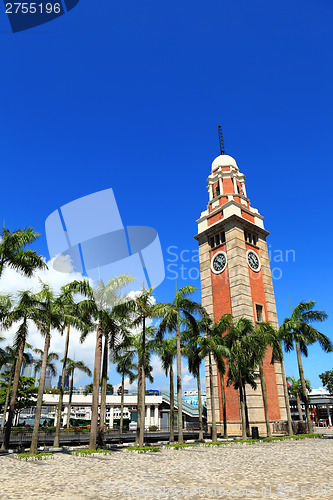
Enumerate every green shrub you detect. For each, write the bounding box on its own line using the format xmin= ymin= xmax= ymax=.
xmin=71 ymin=448 xmax=113 ymax=457
xmin=203 ymin=441 xmax=231 ymax=447
xmin=165 ymin=443 xmax=196 ymax=449
xmin=14 ymin=452 xmax=54 ymax=461
xmin=126 ymin=445 xmax=160 ymax=453
xmin=204 ymin=434 xmax=322 ymax=447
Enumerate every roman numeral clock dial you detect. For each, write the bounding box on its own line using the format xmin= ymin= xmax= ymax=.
xmin=247 ymin=250 xmax=261 ymax=272
xmin=211 ymin=251 xmax=227 ymax=274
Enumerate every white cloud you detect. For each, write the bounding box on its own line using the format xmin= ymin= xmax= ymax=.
xmin=150 ymin=354 xmax=165 ymax=379
xmin=182 ymin=374 xmax=195 ymax=389
xmin=124 ymin=377 xmax=137 ymax=391
xmin=0 ymin=257 xmax=86 ymax=296
xmin=181 ymin=360 xmax=189 ymax=374
xmin=126 ymin=290 xmax=156 ymax=305
xmin=0 ymin=261 xmax=96 ymax=385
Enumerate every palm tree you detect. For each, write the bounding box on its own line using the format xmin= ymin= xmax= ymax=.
xmin=29 ymin=282 xmax=88 ymax=454
xmin=99 ymin=333 xmax=109 ymax=442
xmin=156 ymin=337 xmax=176 ymax=441
xmin=254 ymin=322 xmax=284 ymax=438
xmin=224 ymin=317 xmax=262 ymax=440
xmin=84 ymin=274 xmax=134 ymax=450
xmin=280 ymin=300 xmax=332 ymax=433
xmin=287 ymin=376 xmax=311 ymax=421
xmin=98 ymin=305 xmax=130 ymax=444
xmin=279 ymin=354 xmax=294 ymax=436
xmin=0 ymin=294 xmax=12 ymax=326
xmin=125 ymin=287 xmax=156 ymax=447
xmin=196 ymin=314 xmax=231 ymax=440
xmin=63 ymin=358 xmax=92 ymax=429
xmin=181 ymin=317 xmax=208 ymax=441
xmin=33 ymin=348 xmax=59 ymax=382
xmin=0 ymin=345 xmax=31 ymax=430
xmin=1 ymin=290 xmax=43 ymax=450
xmin=0 ymin=344 xmax=18 ymax=371
xmin=125 ymin=329 xmax=155 ymax=438
xmin=196 ymin=315 xmax=230 ymax=441
xmin=53 ymin=280 xmax=95 ymax=448
xmin=0 ymin=226 xmax=46 ymax=278
xmin=198 ymin=335 xmax=218 ymax=442
xmin=155 ymin=286 xmax=204 ymax=444
xmin=88 ymin=320 xmax=103 ymax=450
xmin=114 ymin=349 xmax=137 ymax=433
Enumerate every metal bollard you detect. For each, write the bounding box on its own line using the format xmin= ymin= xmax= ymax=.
xmin=251 ymin=426 xmax=259 ymax=440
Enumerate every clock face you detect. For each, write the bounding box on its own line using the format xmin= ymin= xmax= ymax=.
xmin=211 ymin=251 xmax=227 ymax=274
xmin=247 ymin=250 xmax=261 ymax=272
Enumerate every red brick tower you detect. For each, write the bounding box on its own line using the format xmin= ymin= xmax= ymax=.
xmin=194 ymin=151 xmax=287 ymax=435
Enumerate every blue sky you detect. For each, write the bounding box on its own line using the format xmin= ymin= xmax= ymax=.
xmin=0 ymin=0 xmax=332 ymax=390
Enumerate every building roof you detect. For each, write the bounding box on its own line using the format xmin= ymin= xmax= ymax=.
xmin=211 ymin=154 xmax=238 ymax=171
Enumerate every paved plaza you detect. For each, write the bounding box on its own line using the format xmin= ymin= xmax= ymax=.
xmin=0 ymin=437 xmax=332 ymax=499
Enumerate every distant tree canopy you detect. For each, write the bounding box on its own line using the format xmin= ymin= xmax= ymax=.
xmin=0 ymin=372 xmax=38 ymax=414
xmin=84 ymin=378 xmax=113 ymax=395
xmin=319 ymin=370 xmax=333 ymax=395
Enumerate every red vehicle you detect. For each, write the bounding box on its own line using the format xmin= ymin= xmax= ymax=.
xmin=117 ymin=387 xmax=129 ymax=395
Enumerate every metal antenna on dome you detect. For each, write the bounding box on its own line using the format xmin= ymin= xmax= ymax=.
xmin=218 ymin=125 xmax=225 ymax=155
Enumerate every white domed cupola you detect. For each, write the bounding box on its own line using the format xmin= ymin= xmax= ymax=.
xmin=211 ymin=154 xmax=238 ymax=172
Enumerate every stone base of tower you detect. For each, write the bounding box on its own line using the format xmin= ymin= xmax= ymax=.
xmin=204 ymin=355 xmax=288 ymax=437
xmin=211 ymin=420 xmax=288 ymax=437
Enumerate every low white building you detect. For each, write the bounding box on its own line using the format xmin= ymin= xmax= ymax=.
xmin=43 ymin=393 xmax=162 ymax=429
xmin=41 ymin=391 xmax=203 ymax=430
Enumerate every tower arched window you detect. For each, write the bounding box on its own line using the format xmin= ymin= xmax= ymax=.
xmin=213 ymin=183 xmax=220 ymax=198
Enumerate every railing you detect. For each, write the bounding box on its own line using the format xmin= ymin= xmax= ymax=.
xmin=0 ymin=428 xmax=206 ymax=448
xmin=160 ymin=391 xmax=200 ymax=416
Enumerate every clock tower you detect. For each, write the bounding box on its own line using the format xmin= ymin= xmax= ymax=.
xmin=194 ymin=150 xmax=287 ymax=435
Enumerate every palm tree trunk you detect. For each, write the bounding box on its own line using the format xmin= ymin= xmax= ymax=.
xmin=67 ymin=371 xmax=74 ymax=432
xmin=209 ymin=353 xmax=217 ymax=442
xmin=280 ymin=356 xmax=293 ymax=436
xmin=296 ymin=394 xmax=303 ymax=421
xmin=238 ymin=381 xmax=247 ymax=440
xmin=54 ymin=324 xmax=70 ymax=447
xmin=30 ymin=332 xmax=50 ymax=454
xmin=1 ymin=361 xmax=14 ymax=431
xmin=296 ymin=342 xmax=312 ymax=433
xmin=176 ymin=321 xmax=184 ymax=444
xmin=136 ymin=363 xmax=142 ymax=444
xmin=120 ymin=373 xmax=125 ymax=433
xmin=242 ymin=383 xmax=250 ymax=437
xmin=89 ymin=323 xmax=103 ymax=450
xmin=169 ymin=363 xmax=175 ymax=442
xmin=197 ymin=371 xmax=203 ymax=441
xmin=219 ymin=372 xmax=228 ymax=439
xmin=99 ymin=337 xmax=108 ymax=445
xmin=2 ymin=328 xmax=26 ymax=450
xmin=139 ymin=317 xmax=146 ymax=447
xmin=259 ymin=361 xmax=272 ymax=437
